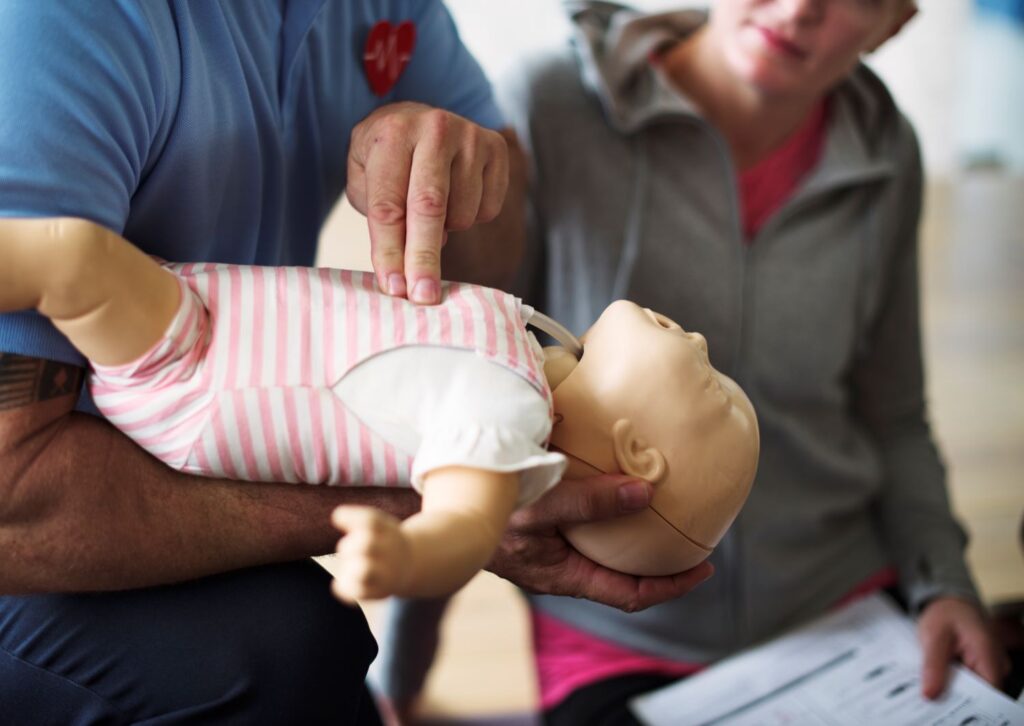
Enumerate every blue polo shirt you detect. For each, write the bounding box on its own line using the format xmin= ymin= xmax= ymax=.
xmin=0 ymin=0 xmax=503 ymax=375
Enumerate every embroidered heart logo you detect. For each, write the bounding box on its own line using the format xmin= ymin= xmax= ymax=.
xmin=363 ymin=20 xmax=416 ymax=97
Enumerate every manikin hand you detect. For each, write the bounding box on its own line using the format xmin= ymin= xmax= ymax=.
xmin=330 ymin=506 xmax=414 ymax=603
xmin=918 ymin=596 xmax=1010 ymax=698
xmin=347 ymin=102 xmax=509 ymax=305
xmin=487 ymin=475 xmax=715 ymax=612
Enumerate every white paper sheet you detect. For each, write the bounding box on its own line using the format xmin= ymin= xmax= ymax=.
xmin=630 ymin=594 xmax=1024 ymax=726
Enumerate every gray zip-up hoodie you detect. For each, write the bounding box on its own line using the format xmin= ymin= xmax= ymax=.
xmin=501 ymin=2 xmax=979 ymax=663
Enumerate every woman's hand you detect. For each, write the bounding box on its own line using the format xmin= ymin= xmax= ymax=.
xmin=918 ymin=595 xmax=1010 ymax=698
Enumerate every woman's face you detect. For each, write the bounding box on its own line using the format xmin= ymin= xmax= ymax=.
xmin=710 ymin=0 xmax=913 ymax=99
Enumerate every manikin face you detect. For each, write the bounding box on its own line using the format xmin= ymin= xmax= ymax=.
xmin=548 ymin=301 xmax=759 ymax=575
xmin=709 ymin=0 xmax=914 ymax=99
xmin=550 ymin=300 xmax=754 ymax=456
xmin=624 ymin=304 xmax=739 ymax=417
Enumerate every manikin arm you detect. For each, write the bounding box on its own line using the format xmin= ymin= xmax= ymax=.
xmin=330 ymin=466 xmax=520 ymax=601
xmin=0 ymin=217 xmax=179 ymax=366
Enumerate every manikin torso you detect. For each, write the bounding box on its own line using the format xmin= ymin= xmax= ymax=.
xmin=89 ymin=264 xmax=566 ymax=506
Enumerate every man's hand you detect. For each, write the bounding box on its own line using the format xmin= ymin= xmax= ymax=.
xmin=347 ymin=102 xmax=510 ymax=305
xmin=918 ymin=596 xmax=1010 ymax=698
xmin=487 ymin=475 xmax=714 ymax=613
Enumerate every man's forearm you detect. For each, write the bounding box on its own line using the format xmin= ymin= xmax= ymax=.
xmin=1 ymin=398 xmax=419 ymax=594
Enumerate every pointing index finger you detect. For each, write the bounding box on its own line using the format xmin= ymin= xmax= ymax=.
xmin=404 ymin=134 xmax=453 ymax=304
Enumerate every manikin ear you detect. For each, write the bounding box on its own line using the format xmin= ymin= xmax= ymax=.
xmin=611 ymin=419 xmax=667 ymax=483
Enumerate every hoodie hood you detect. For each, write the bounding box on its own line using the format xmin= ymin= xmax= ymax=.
xmin=567 ymin=1 xmax=707 ymax=133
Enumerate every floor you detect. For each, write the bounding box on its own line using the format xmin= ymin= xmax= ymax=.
xmin=920 ymin=173 xmax=1024 ymax=607
xmin=315 ymin=4 xmax=1024 ymax=720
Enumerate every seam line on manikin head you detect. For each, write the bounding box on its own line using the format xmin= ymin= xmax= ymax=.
xmin=550 ymin=444 xmax=714 ymax=553
xmin=648 ymin=505 xmax=712 ymax=553
xmin=548 ymin=443 xmax=607 ymax=477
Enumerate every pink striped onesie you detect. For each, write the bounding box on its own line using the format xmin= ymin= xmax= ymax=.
xmin=90 ymin=264 xmax=565 ymax=504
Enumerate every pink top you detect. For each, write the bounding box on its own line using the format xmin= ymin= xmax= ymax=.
xmin=532 ymin=99 xmax=899 ymax=710
xmin=531 ymin=567 xmax=898 ymax=710
xmin=738 ymin=100 xmax=829 ymax=241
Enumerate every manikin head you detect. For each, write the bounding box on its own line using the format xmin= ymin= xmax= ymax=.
xmin=543 ymin=301 xmax=760 ymax=576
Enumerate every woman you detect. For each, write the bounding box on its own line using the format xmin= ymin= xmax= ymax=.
xmin=501 ymin=1 xmax=1007 ymax=722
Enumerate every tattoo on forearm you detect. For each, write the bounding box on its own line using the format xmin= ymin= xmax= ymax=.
xmin=0 ymin=354 xmax=84 ymax=410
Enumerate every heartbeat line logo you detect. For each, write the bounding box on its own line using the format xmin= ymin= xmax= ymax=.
xmin=363 ymin=20 xmax=416 ymax=97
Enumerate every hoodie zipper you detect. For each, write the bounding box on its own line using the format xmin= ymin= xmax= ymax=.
xmin=677 ymin=115 xmax=754 ymax=652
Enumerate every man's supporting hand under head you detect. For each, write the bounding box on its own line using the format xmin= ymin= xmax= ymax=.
xmin=487 ymin=474 xmax=715 ymax=613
